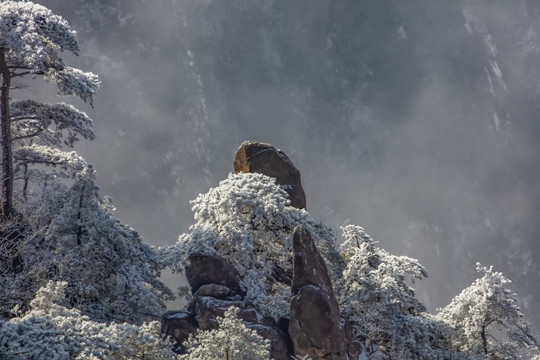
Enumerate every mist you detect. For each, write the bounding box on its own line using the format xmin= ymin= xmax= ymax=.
xmin=36 ymin=0 xmax=540 ymax=330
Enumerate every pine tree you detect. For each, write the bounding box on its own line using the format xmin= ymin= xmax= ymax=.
xmin=0 ymin=1 xmax=98 ymax=227
xmin=0 ymin=1 xmax=174 ymax=325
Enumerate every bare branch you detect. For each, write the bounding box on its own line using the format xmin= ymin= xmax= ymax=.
xmin=10 ymin=71 xmax=31 ymax=78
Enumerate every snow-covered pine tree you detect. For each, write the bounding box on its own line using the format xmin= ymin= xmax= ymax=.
xmin=0 ymin=1 xmax=99 ymax=220
xmin=0 ymin=0 xmax=99 ymax=275
xmin=0 ymin=281 xmax=177 ymax=360
xmin=437 ymin=263 xmax=540 ymax=359
xmin=175 ymin=172 xmax=326 ymax=320
xmin=0 ymin=1 xmax=174 ymax=325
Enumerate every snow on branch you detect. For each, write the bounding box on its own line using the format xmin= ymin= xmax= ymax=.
xmin=0 ymin=1 xmax=100 ymax=105
xmin=11 ymin=100 xmax=95 ymax=147
xmin=0 ymin=2 xmax=78 ymax=71
xmin=176 ymin=172 xmax=318 ymax=319
xmin=180 ymin=307 xmax=270 ymax=360
xmin=0 ymin=281 xmax=176 ymax=359
xmin=14 ymin=145 xmax=87 ymax=174
xmin=436 ymin=263 xmax=540 ymax=358
xmin=49 ymin=67 xmax=100 ymax=107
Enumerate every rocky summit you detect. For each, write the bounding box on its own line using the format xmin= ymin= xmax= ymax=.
xmin=163 ymin=142 xmax=362 ymax=359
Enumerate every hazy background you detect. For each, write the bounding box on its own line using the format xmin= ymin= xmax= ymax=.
xmin=36 ymin=0 xmax=540 ymax=330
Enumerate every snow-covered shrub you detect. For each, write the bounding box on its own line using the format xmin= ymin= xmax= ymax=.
xmin=179 ymin=306 xmax=270 ymax=360
xmin=437 ymin=263 xmax=540 ymax=359
xmin=176 ymin=172 xmax=319 ymax=319
xmin=1 ymin=167 xmax=175 ymax=325
xmin=338 ymin=225 xmax=428 ymax=317
xmin=336 ymin=225 xmax=540 ymax=359
xmin=41 ymin=170 xmax=173 ymax=324
xmin=0 ymin=281 xmax=176 ymax=360
xmin=337 ymin=225 xmax=457 ymax=359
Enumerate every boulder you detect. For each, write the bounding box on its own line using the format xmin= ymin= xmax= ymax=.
xmin=185 ymin=252 xmax=243 ymax=295
xmin=161 ymin=311 xmax=197 ymax=353
xmin=290 ymin=226 xmax=333 ymax=295
xmin=245 ymin=323 xmax=292 ymax=360
xmin=234 ymin=141 xmax=306 ymax=209
xmin=187 ymin=283 xmax=242 ymax=313
xmin=289 ymin=225 xmax=347 ymax=360
xmin=193 ymin=296 xmax=245 ymax=330
xmin=237 ymin=308 xmax=292 ymax=360
xmin=191 ymin=295 xmax=292 ymax=359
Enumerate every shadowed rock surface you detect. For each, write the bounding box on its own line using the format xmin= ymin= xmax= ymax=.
xmin=289 ymin=225 xmax=347 ymax=360
xmin=184 ymin=252 xmax=243 ymax=295
xmin=234 ymin=141 xmax=306 ymax=209
xmin=161 ymin=311 xmax=197 ymax=354
xmin=167 ymin=251 xmax=292 ymax=359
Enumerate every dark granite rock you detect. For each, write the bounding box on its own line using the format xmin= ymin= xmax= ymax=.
xmin=289 ymin=225 xmax=347 ymax=360
xmin=245 ymin=322 xmax=292 ymax=360
xmin=185 ymin=252 xmax=243 ymax=295
xmin=238 ymin=308 xmax=292 ymax=360
xmin=345 ymin=318 xmax=364 ymax=359
xmin=234 ymin=141 xmax=306 ymax=209
xmin=187 ymin=283 xmax=242 ymax=313
xmin=193 ymin=296 xmax=245 ymax=330
xmin=190 ymin=294 xmax=292 ymax=359
xmin=290 ymin=225 xmax=334 ymax=295
xmin=271 ymin=264 xmax=292 ymax=286
xmin=161 ymin=311 xmax=197 ymax=353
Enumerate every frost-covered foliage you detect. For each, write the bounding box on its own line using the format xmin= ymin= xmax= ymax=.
xmin=335 ymin=225 xmax=540 ymax=359
xmin=15 ymin=146 xmax=87 ymax=174
xmin=11 ymin=100 xmax=95 ymax=147
xmin=336 ymin=225 xmax=458 ymax=359
xmin=175 ymin=173 xmax=539 ymax=358
xmin=0 ymin=1 xmax=173 ymax=325
xmin=0 ymin=281 xmax=176 ymax=360
xmin=179 ymin=307 xmax=270 ymax=360
xmin=338 ymin=225 xmax=428 ymax=317
xmin=176 ymin=172 xmax=318 ymax=320
xmin=0 ymin=1 xmax=99 ymax=220
xmin=0 ymin=1 xmax=99 ymax=104
xmin=437 ymin=264 xmax=540 ymax=359
xmin=1 ymin=167 xmax=175 ymax=324
xmin=10 ymin=83 xmax=96 ymax=188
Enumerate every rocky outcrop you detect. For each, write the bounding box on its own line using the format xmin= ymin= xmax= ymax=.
xmin=233 ymin=140 xmax=306 ymax=209
xmin=289 ymin=225 xmax=347 ymax=360
xmin=165 ymin=251 xmax=292 ymax=360
xmin=161 ymin=311 xmax=197 ymax=353
xmin=163 ymin=142 xmax=362 ymax=360
xmin=185 ymin=252 xmax=243 ymax=295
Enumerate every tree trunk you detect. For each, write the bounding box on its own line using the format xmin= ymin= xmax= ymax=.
xmin=481 ymin=324 xmax=488 ymax=354
xmin=0 ymin=50 xmax=13 ymax=221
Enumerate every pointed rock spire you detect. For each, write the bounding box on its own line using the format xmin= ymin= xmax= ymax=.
xmin=289 ymin=225 xmax=347 ymax=360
